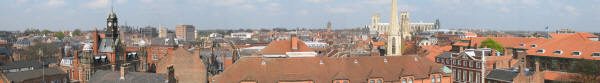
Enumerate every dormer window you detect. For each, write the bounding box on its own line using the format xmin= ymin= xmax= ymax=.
xmin=531 ymin=44 xmax=537 ymax=48
xmin=591 ymin=52 xmax=600 ymax=57
xmin=554 ymin=50 xmax=563 ymax=54
xmin=537 ymin=49 xmax=545 ymax=53
xmin=333 ymin=80 xmax=349 ymax=83
xmin=572 ymin=51 xmax=581 ymax=56
xmin=519 ymin=43 xmax=525 ymax=47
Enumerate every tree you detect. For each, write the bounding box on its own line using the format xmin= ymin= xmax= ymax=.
xmin=479 ymin=38 xmax=504 ymax=53
xmin=21 ymin=42 xmax=60 ymax=59
xmin=569 ymin=59 xmax=600 ymax=83
xmin=42 ymin=29 xmax=51 ymax=35
xmin=54 ymin=32 xmax=65 ymax=39
xmin=73 ymin=29 xmax=82 ymax=36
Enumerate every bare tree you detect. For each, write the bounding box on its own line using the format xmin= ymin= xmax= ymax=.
xmin=569 ymin=59 xmax=600 ymax=83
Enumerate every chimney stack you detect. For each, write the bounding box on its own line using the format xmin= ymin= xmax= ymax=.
xmin=535 ymin=61 xmax=540 ymax=72
xmin=167 ymin=65 xmax=175 ymax=83
xmin=291 ymin=35 xmax=298 ymax=50
xmin=120 ymin=65 xmax=126 ymax=80
xmin=111 ymin=65 xmax=116 ymax=71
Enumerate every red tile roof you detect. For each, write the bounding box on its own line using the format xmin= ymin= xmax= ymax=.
xmin=422 ymin=45 xmax=452 ymax=61
xmin=454 ymin=37 xmax=545 ymax=48
xmin=525 ymin=32 xmax=600 ymax=60
xmin=464 ymin=32 xmax=477 ymax=36
xmin=372 ymin=41 xmax=385 ymax=46
xmin=213 ymin=56 xmax=445 ymax=83
xmin=260 ymin=37 xmax=314 ymax=55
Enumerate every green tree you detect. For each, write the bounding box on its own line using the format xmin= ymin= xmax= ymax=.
xmin=569 ymin=59 xmax=600 ymax=83
xmin=54 ymin=32 xmax=65 ymax=39
xmin=72 ymin=29 xmax=82 ymax=36
xmin=42 ymin=29 xmax=51 ymax=35
xmin=479 ymin=38 xmax=504 ymax=53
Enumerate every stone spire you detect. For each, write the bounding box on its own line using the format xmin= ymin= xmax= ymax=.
xmin=386 ymin=0 xmax=402 ymax=56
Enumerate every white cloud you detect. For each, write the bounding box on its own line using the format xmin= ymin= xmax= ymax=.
xmin=45 ymin=0 xmax=66 ymax=7
xmin=240 ymin=4 xmax=256 ymax=10
xmin=213 ymin=0 xmax=247 ymax=6
xmin=499 ymin=7 xmax=510 ymax=13
xmin=140 ymin=0 xmax=153 ymax=3
xmin=326 ymin=7 xmax=356 ymax=14
xmin=299 ymin=10 xmax=309 ymax=15
xmin=304 ymin=0 xmax=333 ymax=3
xmin=564 ymin=5 xmax=580 ymax=16
xmin=18 ymin=0 xmax=28 ymax=4
xmin=117 ymin=0 xmax=128 ymax=4
xmin=256 ymin=0 xmax=267 ymax=3
xmin=86 ymin=0 xmax=109 ymax=8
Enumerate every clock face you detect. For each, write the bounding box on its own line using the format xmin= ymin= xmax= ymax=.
xmin=108 ymin=22 xmax=112 ymax=27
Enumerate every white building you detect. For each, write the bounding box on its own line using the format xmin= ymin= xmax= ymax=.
xmin=230 ymin=32 xmax=253 ymax=39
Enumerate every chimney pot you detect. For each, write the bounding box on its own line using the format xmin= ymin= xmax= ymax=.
xmin=120 ymin=66 xmax=125 ymax=80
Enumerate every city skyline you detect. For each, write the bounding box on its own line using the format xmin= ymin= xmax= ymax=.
xmin=1 ymin=0 xmax=600 ymax=32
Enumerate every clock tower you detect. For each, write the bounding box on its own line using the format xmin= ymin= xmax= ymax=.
xmin=106 ymin=8 xmax=118 ymax=40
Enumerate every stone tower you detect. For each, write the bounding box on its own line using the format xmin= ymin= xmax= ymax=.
xmin=327 ymin=21 xmax=332 ymax=32
xmin=400 ymin=12 xmax=411 ymax=40
xmin=106 ymin=7 xmax=119 ymax=40
xmin=386 ymin=0 xmax=402 ymax=56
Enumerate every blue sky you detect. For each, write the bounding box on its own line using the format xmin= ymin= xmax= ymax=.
xmin=1 ymin=0 xmax=599 ymax=32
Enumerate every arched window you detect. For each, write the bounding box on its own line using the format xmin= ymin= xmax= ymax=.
xmin=377 ymin=80 xmax=382 ymax=83
xmin=370 ymin=80 xmax=375 ymax=83
xmin=402 ymin=78 xmax=407 ymax=83
xmin=392 ymin=37 xmax=396 ymax=54
xmin=431 ymin=76 xmax=436 ymax=83
xmin=437 ymin=75 xmax=441 ymax=82
xmin=409 ymin=78 xmax=413 ymax=83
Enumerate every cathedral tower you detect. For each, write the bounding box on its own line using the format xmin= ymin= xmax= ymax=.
xmin=400 ymin=12 xmax=411 ymax=40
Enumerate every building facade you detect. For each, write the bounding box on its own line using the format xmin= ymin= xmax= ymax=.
xmin=175 ymin=25 xmax=195 ymax=41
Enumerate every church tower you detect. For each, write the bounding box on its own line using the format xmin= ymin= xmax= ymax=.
xmin=327 ymin=21 xmax=332 ymax=32
xmin=106 ymin=7 xmax=119 ymax=40
xmin=386 ymin=0 xmax=402 ymax=56
xmin=400 ymin=12 xmax=411 ymax=40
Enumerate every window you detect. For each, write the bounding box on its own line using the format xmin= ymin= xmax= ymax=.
xmin=476 ymin=72 xmax=480 ymax=83
xmin=469 ymin=71 xmax=473 ymax=82
xmin=476 ymin=62 xmax=480 ymax=68
xmin=537 ymin=49 xmax=545 ymax=53
xmin=463 ymin=61 xmax=467 ymax=66
xmin=457 ymin=70 xmax=461 ymax=81
xmin=531 ymin=44 xmax=537 ymax=48
xmin=431 ymin=76 xmax=435 ymax=83
xmin=409 ymin=78 xmax=413 ymax=83
xmin=554 ymin=50 xmax=563 ymax=54
xmin=437 ymin=75 xmax=441 ymax=82
xmin=152 ymin=54 xmax=158 ymax=60
xmin=402 ymin=78 xmax=407 ymax=83
xmin=453 ymin=69 xmax=457 ymax=80
xmin=370 ymin=80 xmax=375 ymax=83
xmin=463 ymin=70 xmax=467 ymax=81
xmin=436 ymin=58 xmax=440 ymax=62
xmin=377 ymin=80 xmax=382 ymax=83
xmin=593 ymin=53 xmax=600 ymax=57
xmin=519 ymin=43 xmax=525 ymax=47
xmin=572 ymin=51 xmax=581 ymax=56
xmin=469 ymin=61 xmax=473 ymax=67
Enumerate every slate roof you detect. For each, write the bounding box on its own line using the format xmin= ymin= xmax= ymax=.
xmin=88 ymin=70 xmax=167 ymax=83
xmin=485 ymin=69 xmax=519 ymax=82
xmin=98 ymin=38 xmax=115 ymax=52
xmin=4 ymin=67 xmax=66 ymax=82
xmin=0 ymin=58 xmax=57 ymax=70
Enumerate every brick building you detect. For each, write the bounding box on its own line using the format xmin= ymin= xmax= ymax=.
xmin=212 ymin=56 xmax=451 ymax=83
